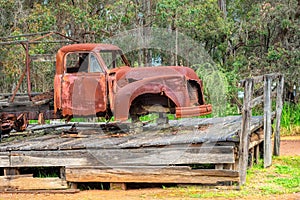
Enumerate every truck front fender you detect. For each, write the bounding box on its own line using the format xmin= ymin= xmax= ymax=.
xmin=113 ymin=75 xmax=189 ymax=121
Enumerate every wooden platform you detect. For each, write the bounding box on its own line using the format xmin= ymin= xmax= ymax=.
xmin=0 ymin=116 xmax=264 ymax=189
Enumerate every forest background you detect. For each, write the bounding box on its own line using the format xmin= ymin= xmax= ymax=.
xmin=0 ymin=0 xmax=299 ymax=129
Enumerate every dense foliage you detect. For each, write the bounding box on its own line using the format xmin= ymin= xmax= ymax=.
xmin=0 ymin=0 xmax=299 ymax=104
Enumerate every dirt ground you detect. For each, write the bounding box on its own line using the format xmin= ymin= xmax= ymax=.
xmin=279 ymin=136 xmax=300 ymax=156
xmin=1 ymin=136 xmax=300 ymax=200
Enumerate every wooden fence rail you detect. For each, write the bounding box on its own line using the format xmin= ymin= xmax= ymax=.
xmin=239 ymin=73 xmax=284 ymax=185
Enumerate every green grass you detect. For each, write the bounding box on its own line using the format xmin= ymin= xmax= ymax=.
xmin=150 ymin=156 xmax=300 ymax=199
xmin=281 ymin=103 xmax=300 ymax=136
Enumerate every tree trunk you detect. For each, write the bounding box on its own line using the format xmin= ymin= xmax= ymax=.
xmin=218 ymin=0 xmax=227 ymax=18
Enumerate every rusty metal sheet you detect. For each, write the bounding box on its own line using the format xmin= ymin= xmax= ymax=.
xmin=56 ymin=44 xmax=121 ymax=75
xmin=111 ymin=65 xmax=211 ymax=121
xmin=60 ymin=73 xmax=107 ymax=117
xmin=113 ymin=75 xmax=189 ymax=121
xmin=0 ymin=113 xmax=28 ymax=135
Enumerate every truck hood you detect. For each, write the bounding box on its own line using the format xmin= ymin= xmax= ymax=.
xmin=113 ymin=66 xmax=201 ymax=87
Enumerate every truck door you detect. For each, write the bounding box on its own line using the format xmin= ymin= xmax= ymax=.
xmin=61 ymin=52 xmax=107 ymax=117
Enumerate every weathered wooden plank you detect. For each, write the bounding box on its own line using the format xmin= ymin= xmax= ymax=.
xmin=9 ymin=150 xmax=101 ymax=167
xmin=65 ymin=166 xmax=239 ymax=184
xmin=1 ymin=115 xmax=264 ymax=150
xmin=264 ymin=75 xmax=272 ymax=168
xmin=0 ymin=176 xmax=68 ymax=190
xmin=255 ymin=144 xmax=260 ymax=165
xmin=251 ymin=95 xmax=264 ymax=109
xmin=110 ymin=183 xmax=127 ymax=190
xmin=4 ymin=168 xmax=20 ymax=176
xmin=119 ymin=124 xmax=241 ymax=148
xmin=8 ymin=145 xmax=235 ymax=167
xmin=239 ymin=78 xmax=253 ymax=185
xmin=87 ymin=146 xmax=235 ymax=166
xmin=2 ymin=189 xmax=80 ymax=194
xmin=251 ymin=91 xmax=277 ymax=109
xmin=3 ymin=135 xmax=62 ymax=151
xmin=0 ymin=152 xmax=9 ymax=167
xmin=239 ymin=73 xmax=281 ymax=87
xmin=29 ymin=123 xmax=72 ymax=131
xmin=274 ymin=75 xmax=284 ymax=156
xmin=249 ymin=138 xmax=264 ymax=149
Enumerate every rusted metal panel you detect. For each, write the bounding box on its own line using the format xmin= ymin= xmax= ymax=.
xmin=55 ymin=44 xmax=128 ymax=75
xmin=112 ymin=65 xmax=210 ymax=121
xmin=61 ymin=73 xmax=107 ymax=117
xmin=113 ymin=75 xmax=189 ymax=121
xmin=59 ymin=43 xmax=121 ymax=53
xmin=0 ymin=113 xmax=27 ymax=135
xmin=54 ymin=74 xmax=62 ymax=112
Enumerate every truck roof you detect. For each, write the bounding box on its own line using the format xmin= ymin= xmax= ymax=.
xmin=59 ymin=43 xmax=122 ymax=53
xmin=55 ymin=43 xmax=124 ymax=75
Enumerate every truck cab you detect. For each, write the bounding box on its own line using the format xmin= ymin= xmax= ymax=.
xmin=54 ymin=43 xmax=212 ymax=121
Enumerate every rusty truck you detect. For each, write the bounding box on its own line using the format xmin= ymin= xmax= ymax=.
xmin=0 ymin=43 xmax=212 ymax=135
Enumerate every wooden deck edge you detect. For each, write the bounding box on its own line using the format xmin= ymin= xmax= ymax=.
xmin=65 ymin=166 xmax=240 ymax=185
xmin=0 ymin=176 xmax=68 ymax=190
xmin=249 ymin=138 xmax=264 ymax=149
xmin=0 ymin=189 xmax=80 ymax=194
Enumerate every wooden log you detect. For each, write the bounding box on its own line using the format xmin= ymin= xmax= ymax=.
xmin=1 ymin=189 xmax=80 ymax=194
xmin=249 ymin=138 xmax=264 ymax=149
xmin=110 ymin=183 xmax=127 ymax=190
xmin=264 ymin=75 xmax=272 ymax=168
xmin=255 ymin=144 xmax=260 ymax=164
xmin=251 ymin=91 xmax=276 ymax=109
xmin=87 ymin=146 xmax=235 ymax=166
xmin=9 ymin=150 xmax=100 ymax=167
xmin=65 ymin=166 xmax=239 ymax=185
xmin=274 ymin=75 xmax=284 ymax=156
xmin=0 ymin=176 xmax=68 ymax=190
xmin=239 ymin=75 xmax=263 ymax=87
xmin=248 ymin=148 xmax=254 ymax=168
xmin=7 ymin=145 xmax=235 ymax=167
xmin=215 ymin=164 xmax=224 ymax=170
xmin=0 ymin=153 xmax=9 ymax=167
xmin=223 ymin=164 xmax=233 ymax=170
xmin=239 ymin=73 xmax=281 ymax=87
xmin=239 ymin=78 xmax=253 ymax=185
xmin=251 ymin=95 xmax=264 ymax=109
xmin=4 ymin=168 xmax=20 ymax=176
xmin=70 ymin=182 xmax=78 ymax=189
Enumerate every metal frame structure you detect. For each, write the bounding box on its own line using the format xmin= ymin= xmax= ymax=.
xmin=0 ymin=31 xmax=79 ymax=102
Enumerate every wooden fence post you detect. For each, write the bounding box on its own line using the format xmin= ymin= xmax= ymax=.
xmin=264 ymin=75 xmax=272 ymax=168
xmin=273 ymin=75 xmax=284 ymax=156
xmin=239 ymin=78 xmax=253 ymax=185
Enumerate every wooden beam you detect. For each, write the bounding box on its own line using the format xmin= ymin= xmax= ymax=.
xmin=65 ymin=166 xmax=239 ymax=185
xmin=0 ymin=153 xmax=9 ymax=167
xmin=255 ymin=144 xmax=260 ymax=165
xmin=8 ymin=146 xmax=235 ymax=167
xmin=249 ymin=138 xmax=264 ymax=149
xmin=274 ymin=75 xmax=284 ymax=156
xmin=251 ymin=95 xmax=264 ymax=109
xmin=264 ymin=75 xmax=272 ymax=168
xmin=87 ymin=146 xmax=235 ymax=166
xmin=239 ymin=78 xmax=253 ymax=185
xmin=1 ymin=189 xmax=80 ymax=194
xmin=110 ymin=183 xmax=127 ymax=190
xmin=4 ymin=168 xmax=20 ymax=176
xmin=0 ymin=176 xmax=68 ymax=190
xmin=9 ymin=150 xmax=99 ymax=167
